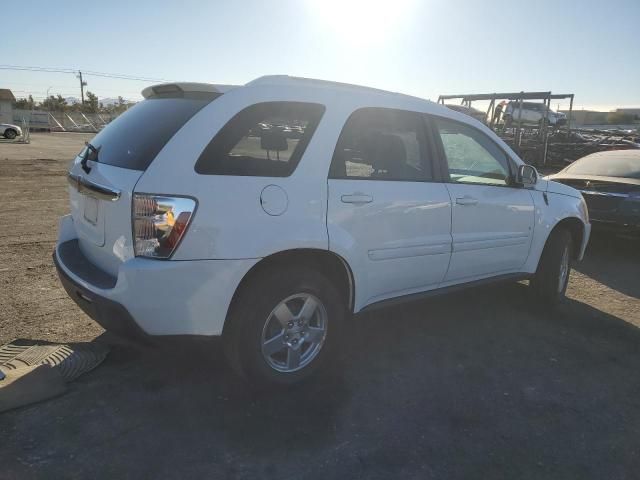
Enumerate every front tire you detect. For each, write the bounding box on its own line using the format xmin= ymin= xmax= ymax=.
xmin=530 ymin=228 xmax=573 ymax=307
xmin=223 ymin=266 xmax=346 ymax=387
xmin=4 ymin=129 xmax=17 ymax=140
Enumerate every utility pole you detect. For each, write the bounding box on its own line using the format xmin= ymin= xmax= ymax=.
xmin=77 ymin=71 xmax=87 ymax=105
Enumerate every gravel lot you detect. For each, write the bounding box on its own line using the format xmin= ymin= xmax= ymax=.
xmin=1 ymin=133 xmax=639 ymax=479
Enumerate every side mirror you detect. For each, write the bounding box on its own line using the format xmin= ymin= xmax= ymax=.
xmin=516 ymin=164 xmax=538 ymax=186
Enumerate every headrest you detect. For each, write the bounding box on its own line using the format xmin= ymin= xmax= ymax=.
xmin=260 ymin=130 xmax=288 ymax=152
xmin=363 ymin=132 xmax=406 ymax=174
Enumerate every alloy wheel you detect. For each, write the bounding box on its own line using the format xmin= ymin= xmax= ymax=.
xmin=261 ymin=293 xmax=328 ymax=373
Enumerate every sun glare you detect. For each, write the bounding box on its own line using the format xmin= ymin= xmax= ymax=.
xmin=308 ymin=0 xmax=415 ymax=46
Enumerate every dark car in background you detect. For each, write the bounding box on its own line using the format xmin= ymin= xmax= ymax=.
xmin=548 ymin=150 xmax=640 ymax=236
xmin=445 ymin=104 xmax=487 ymax=124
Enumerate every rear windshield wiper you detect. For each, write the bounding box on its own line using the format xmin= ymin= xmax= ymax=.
xmin=81 ymin=142 xmax=101 ymax=173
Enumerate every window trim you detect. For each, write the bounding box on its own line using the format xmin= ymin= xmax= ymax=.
xmin=328 ymin=107 xmax=438 ymax=183
xmin=194 ymin=101 xmax=326 ymax=178
xmin=426 ymin=113 xmax=520 ymax=188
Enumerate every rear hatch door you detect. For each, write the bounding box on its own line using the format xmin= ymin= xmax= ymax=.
xmin=68 ymin=161 xmax=143 ymax=277
xmin=67 ymin=90 xmax=220 ymax=277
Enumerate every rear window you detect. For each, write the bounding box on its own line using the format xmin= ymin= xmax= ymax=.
xmin=195 ymin=102 xmax=325 ymax=177
xmin=85 ymin=95 xmax=216 ymax=171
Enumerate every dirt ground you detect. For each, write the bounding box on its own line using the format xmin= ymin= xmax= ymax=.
xmin=0 ymin=133 xmax=102 ymax=345
xmin=1 ymin=133 xmax=639 ymax=479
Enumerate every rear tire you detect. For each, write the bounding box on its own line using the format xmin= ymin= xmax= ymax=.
xmin=4 ymin=129 xmax=17 ymax=140
xmin=530 ymin=228 xmax=573 ymax=307
xmin=223 ymin=266 xmax=346 ymax=387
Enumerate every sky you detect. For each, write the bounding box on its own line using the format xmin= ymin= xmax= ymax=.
xmin=3 ymin=0 xmax=639 ymax=111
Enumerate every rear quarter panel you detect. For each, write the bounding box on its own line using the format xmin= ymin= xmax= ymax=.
xmin=134 ymin=86 xmax=343 ymax=260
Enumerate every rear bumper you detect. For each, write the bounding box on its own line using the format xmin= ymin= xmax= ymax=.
xmin=54 ymin=215 xmax=259 ymax=336
xmin=54 ymin=249 xmax=147 ymax=339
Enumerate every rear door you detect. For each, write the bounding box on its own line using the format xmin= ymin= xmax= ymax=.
xmin=327 ymin=108 xmax=452 ymax=308
xmin=68 ymin=93 xmax=217 ymax=276
xmin=430 ymin=116 xmax=535 ymax=282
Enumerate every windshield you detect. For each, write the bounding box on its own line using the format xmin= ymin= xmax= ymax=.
xmin=85 ymin=95 xmax=217 ymax=171
xmin=565 ymin=151 xmax=640 ymax=179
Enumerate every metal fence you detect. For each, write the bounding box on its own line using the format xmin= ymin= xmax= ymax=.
xmin=13 ymin=109 xmax=123 ymax=132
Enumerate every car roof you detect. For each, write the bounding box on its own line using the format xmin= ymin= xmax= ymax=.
xmin=146 ymin=75 xmax=438 ymax=108
xmin=247 ymin=75 xmax=414 ymax=98
xmin=242 ymin=75 xmax=480 ymax=120
xmin=142 ymin=75 xmax=524 ymax=163
xmin=246 ymin=75 xmax=440 ymax=109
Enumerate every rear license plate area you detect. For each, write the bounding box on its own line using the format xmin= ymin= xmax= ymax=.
xmin=83 ymin=197 xmax=99 ymax=225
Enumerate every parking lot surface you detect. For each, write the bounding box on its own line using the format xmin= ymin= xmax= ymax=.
xmin=1 ymin=133 xmax=639 ymax=479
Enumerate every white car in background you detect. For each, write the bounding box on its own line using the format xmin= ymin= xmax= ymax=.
xmin=54 ymin=76 xmax=590 ymax=386
xmin=0 ymin=123 xmax=22 ymax=139
xmin=504 ymin=101 xmax=567 ymax=127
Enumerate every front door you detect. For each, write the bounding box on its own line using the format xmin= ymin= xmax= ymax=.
xmin=327 ymin=108 xmax=452 ymax=309
xmin=431 ymin=116 xmax=535 ymax=282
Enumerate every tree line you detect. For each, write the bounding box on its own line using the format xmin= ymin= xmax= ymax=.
xmin=13 ymin=92 xmax=133 ymax=114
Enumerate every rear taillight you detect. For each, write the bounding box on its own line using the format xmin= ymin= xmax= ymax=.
xmin=132 ymin=194 xmax=196 ymax=258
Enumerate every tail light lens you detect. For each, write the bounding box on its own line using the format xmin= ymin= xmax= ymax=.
xmin=132 ymin=194 xmax=196 ymax=258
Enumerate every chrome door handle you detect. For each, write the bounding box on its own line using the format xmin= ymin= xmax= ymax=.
xmin=341 ymin=193 xmax=373 ymax=205
xmin=456 ymin=196 xmax=478 ymax=206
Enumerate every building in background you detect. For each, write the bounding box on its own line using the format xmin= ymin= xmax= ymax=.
xmin=562 ymin=108 xmax=640 ymax=127
xmin=0 ymin=89 xmax=16 ymax=124
xmin=561 ymin=109 xmax=608 ymax=126
xmin=615 ymin=108 xmax=640 ymax=121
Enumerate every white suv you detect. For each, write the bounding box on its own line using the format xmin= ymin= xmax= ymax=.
xmin=503 ymin=101 xmax=567 ymax=127
xmin=54 ymin=76 xmax=591 ymax=385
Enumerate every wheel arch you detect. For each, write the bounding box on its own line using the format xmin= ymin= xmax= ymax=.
xmin=548 ymin=216 xmax=585 ymax=260
xmin=223 ymin=248 xmax=355 ymax=335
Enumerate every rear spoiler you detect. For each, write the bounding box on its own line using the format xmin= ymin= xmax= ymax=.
xmin=141 ymin=82 xmax=237 ymax=99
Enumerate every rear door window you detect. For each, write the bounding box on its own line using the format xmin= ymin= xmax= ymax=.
xmin=329 ymin=107 xmax=433 ymax=181
xmin=86 ymin=95 xmax=217 ymax=171
xmin=195 ymin=102 xmax=325 ymax=177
